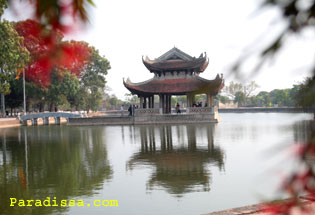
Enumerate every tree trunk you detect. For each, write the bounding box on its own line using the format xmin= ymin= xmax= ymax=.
xmin=39 ymin=102 xmax=45 ymax=112
xmin=49 ymin=103 xmax=53 ymax=112
xmin=1 ymin=93 xmax=5 ymax=116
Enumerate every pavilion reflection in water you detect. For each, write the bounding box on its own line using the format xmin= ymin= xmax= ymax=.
xmin=128 ymin=124 xmax=225 ymax=196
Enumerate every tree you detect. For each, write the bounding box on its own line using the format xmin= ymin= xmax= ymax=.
xmin=79 ymin=46 xmax=110 ymax=112
xmin=85 ymin=89 xmax=103 ymax=112
xmin=243 ymin=81 xmax=259 ymax=98
xmin=5 ymin=78 xmax=23 ymax=114
xmin=14 ymin=19 xmax=63 ymax=87
xmin=60 ymin=72 xmax=80 ymax=108
xmin=12 ymin=20 xmax=109 ymax=112
xmin=0 ymin=0 xmax=7 ymax=19
xmin=45 ymin=70 xmax=79 ymax=111
xmin=81 ymin=46 xmax=110 ymax=89
xmin=223 ymin=81 xmax=243 ymax=100
xmin=108 ymin=95 xmax=119 ymax=106
xmin=216 ymin=95 xmax=230 ymax=104
xmin=58 ymin=40 xmax=91 ymax=77
xmin=269 ymin=89 xmax=292 ymax=107
xmin=256 ymin=91 xmax=271 ymax=107
xmin=294 ymin=77 xmax=315 ymax=118
xmin=0 ymin=7 xmax=29 ymax=81
xmin=234 ymin=91 xmax=246 ymax=107
xmin=0 ymin=18 xmax=29 ymax=115
xmin=125 ymin=93 xmax=139 ymax=104
xmin=223 ymin=81 xmax=259 ymax=106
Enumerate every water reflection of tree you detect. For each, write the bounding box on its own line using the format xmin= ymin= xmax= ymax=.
xmin=128 ymin=124 xmax=225 ymax=196
xmin=0 ymin=126 xmax=112 ymax=215
xmin=293 ymin=120 xmax=314 ymax=144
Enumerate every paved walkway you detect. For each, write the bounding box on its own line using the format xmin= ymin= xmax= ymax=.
xmin=0 ymin=118 xmax=21 ymax=128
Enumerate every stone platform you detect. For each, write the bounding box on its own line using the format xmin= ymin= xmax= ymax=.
xmin=68 ymin=113 xmax=218 ymax=126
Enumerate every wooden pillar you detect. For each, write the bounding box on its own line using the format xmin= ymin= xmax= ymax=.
xmin=159 ymin=95 xmax=163 ymax=108
xmin=140 ymin=97 xmax=144 ymax=109
xmin=161 ymin=95 xmax=164 ymax=114
xmin=163 ymin=95 xmax=167 ymax=113
xmin=168 ymin=95 xmax=172 ymax=113
xmin=151 ymin=96 xmax=154 ymax=108
xmin=187 ymin=94 xmax=193 ymax=107
xmin=206 ymin=93 xmax=209 ymax=106
xmin=144 ymin=97 xmax=147 ymax=109
xmin=148 ymin=96 xmax=152 ymax=108
xmin=209 ymin=95 xmax=213 ymax=107
xmin=165 ymin=95 xmax=167 ymax=114
xmin=145 ymin=97 xmax=148 ymax=109
xmin=166 ymin=95 xmax=169 ymax=113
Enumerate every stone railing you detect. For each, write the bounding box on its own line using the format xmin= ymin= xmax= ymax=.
xmin=20 ymin=112 xmax=81 ymax=126
xmin=186 ymin=107 xmax=214 ymax=114
xmin=134 ymin=108 xmax=160 ymax=116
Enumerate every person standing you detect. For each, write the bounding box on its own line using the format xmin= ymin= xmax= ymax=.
xmin=128 ymin=105 xmax=132 ymax=116
xmin=120 ymin=105 xmax=124 ymax=116
xmin=176 ymin=103 xmax=181 ymax=114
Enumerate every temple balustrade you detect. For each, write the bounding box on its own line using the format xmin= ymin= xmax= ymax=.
xmin=186 ymin=107 xmax=214 ymax=114
xmin=134 ymin=108 xmax=160 ymax=116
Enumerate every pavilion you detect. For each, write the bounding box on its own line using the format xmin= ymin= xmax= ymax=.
xmin=123 ymin=47 xmax=224 ymax=119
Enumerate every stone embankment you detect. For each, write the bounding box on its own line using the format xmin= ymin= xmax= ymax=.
xmin=68 ymin=114 xmax=218 ymax=126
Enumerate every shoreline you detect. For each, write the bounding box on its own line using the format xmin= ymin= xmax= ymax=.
xmin=0 ymin=111 xmax=311 ymax=129
xmin=0 ymin=117 xmax=67 ymax=128
xmin=0 ymin=118 xmax=21 ymax=128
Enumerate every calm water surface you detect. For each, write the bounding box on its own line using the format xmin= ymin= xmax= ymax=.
xmin=0 ymin=113 xmax=313 ymax=215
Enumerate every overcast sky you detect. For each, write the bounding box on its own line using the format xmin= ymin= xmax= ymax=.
xmin=4 ymin=0 xmax=315 ymax=99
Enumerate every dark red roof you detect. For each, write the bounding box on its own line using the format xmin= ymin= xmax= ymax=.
xmin=142 ymin=47 xmax=209 ymax=72
xmin=143 ymin=58 xmax=209 ymax=72
xmin=123 ymin=76 xmax=224 ymax=96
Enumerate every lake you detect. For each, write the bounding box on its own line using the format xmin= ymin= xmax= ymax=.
xmin=0 ymin=113 xmax=313 ymax=215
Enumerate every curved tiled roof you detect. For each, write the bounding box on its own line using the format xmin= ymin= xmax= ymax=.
xmin=123 ymin=76 xmax=224 ymax=96
xmin=142 ymin=47 xmax=209 ymax=72
xmin=143 ymin=57 xmax=209 ymax=72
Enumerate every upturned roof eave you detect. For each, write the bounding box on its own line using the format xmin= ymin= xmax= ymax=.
xmin=142 ymin=57 xmax=209 ymax=72
xmin=123 ymin=76 xmax=224 ymax=96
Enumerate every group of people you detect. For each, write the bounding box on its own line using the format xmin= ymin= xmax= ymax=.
xmin=120 ymin=101 xmax=208 ymax=116
xmin=121 ymin=105 xmax=138 ymax=116
xmin=192 ymin=102 xmax=208 ymax=108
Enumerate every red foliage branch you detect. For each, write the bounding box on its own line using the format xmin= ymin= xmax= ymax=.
xmin=57 ymin=41 xmax=91 ymax=77
xmin=14 ymin=19 xmax=91 ymax=87
xmin=262 ymin=139 xmax=315 ymax=214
